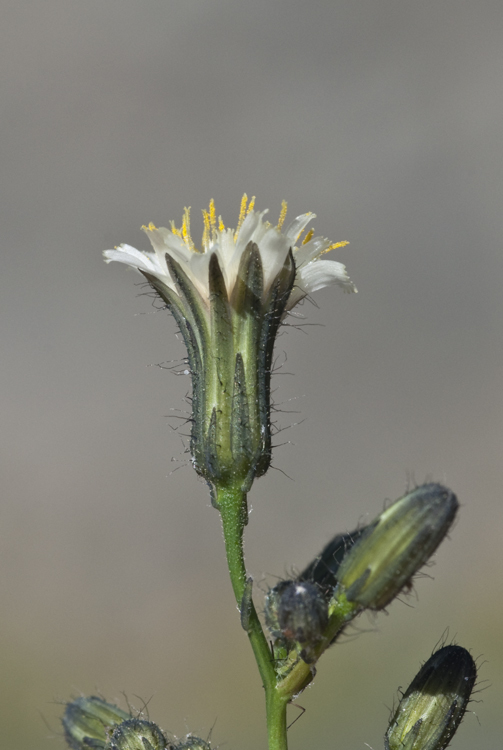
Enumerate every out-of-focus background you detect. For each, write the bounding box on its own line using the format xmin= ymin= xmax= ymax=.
xmin=1 ymin=2 xmax=502 ymax=748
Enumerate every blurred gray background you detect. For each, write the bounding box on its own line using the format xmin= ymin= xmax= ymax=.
xmin=1 ymin=1 xmax=502 ymax=748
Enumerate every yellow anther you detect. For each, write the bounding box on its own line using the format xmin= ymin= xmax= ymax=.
xmin=170 ymin=220 xmax=182 ymax=238
xmin=276 ymin=200 xmax=288 ymax=230
xmin=302 ymin=228 xmax=314 ymax=245
xmin=181 ymin=207 xmax=190 ymax=240
xmin=218 ymin=216 xmax=225 ymax=232
xmin=208 ymin=198 xmax=217 ymax=236
xmin=321 ymin=240 xmax=349 ymax=255
xmin=202 ymin=209 xmax=211 ymax=249
xmin=141 ymin=223 xmax=158 ymax=232
xmin=246 ymin=195 xmax=256 ymax=214
xmin=182 ymin=207 xmax=195 ymax=251
xmin=234 ymin=193 xmax=248 ymax=239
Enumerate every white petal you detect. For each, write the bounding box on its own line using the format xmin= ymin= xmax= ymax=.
xmin=103 ymin=244 xmax=178 ymax=293
xmin=287 ymin=260 xmax=357 ymax=310
xmin=104 ymin=244 xmax=160 ymax=274
xmin=284 ymin=212 xmax=316 ymax=246
xmin=217 ymin=228 xmax=238 ymax=269
xmin=255 ymin=226 xmax=291 ymax=291
xmin=187 ymin=252 xmax=211 ymax=300
xmin=235 ymin=211 xmax=261 ymax=252
xmin=144 ymin=226 xmax=193 ymax=265
xmin=293 ymin=236 xmax=331 ymax=267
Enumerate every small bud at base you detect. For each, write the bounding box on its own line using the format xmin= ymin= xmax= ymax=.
xmin=385 ymin=645 xmax=477 ymax=750
xmin=173 ymin=738 xmax=211 ymax=750
xmin=265 ymin=580 xmax=329 ymax=645
xmin=62 ymin=696 xmax=130 ymax=750
xmin=106 ymin=718 xmax=167 ymax=750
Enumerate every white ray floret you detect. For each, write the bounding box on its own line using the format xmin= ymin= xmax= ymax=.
xmin=104 ymin=195 xmax=357 ymax=312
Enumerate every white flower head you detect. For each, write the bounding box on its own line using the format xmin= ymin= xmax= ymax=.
xmin=105 ymin=196 xmax=357 ymax=493
xmin=104 ymin=195 xmax=357 ymax=313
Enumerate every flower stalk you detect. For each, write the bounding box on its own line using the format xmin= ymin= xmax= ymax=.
xmin=216 ymin=483 xmax=289 ymax=750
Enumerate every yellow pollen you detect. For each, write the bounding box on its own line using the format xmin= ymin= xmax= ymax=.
xmin=234 ymin=193 xmax=248 ymax=239
xmin=322 ymin=240 xmax=350 ymax=255
xmin=182 ymin=207 xmax=196 ymax=251
xmin=208 ymin=198 xmax=217 ymax=237
xmin=246 ymin=196 xmax=256 ymax=214
xmin=170 ymin=220 xmax=182 ymax=238
xmin=218 ymin=216 xmax=225 ymax=232
xmin=141 ymin=222 xmax=159 ymax=232
xmin=201 ymin=209 xmax=211 ymax=249
xmin=302 ymin=228 xmax=314 ymax=245
xmin=277 ymin=200 xmax=288 ymax=230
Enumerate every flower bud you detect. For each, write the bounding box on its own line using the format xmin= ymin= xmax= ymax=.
xmin=336 ymin=484 xmax=458 ymax=610
xmin=385 ymin=645 xmax=476 ymax=750
xmin=265 ymin=580 xmax=329 ymax=645
xmin=298 ymin=527 xmax=366 ymax=593
xmin=106 ymin=719 xmax=167 ymax=750
xmin=62 ymin=696 xmax=130 ymax=749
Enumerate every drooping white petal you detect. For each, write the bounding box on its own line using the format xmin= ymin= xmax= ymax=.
xmin=287 ymin=260 xmax=357 ymax=310
xmin=104 ymin=244 xmax=170 ymax=280
xmin=298 ymin=259 xmax=357 ymax=294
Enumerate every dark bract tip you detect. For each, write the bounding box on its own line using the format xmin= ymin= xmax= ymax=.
xmin=385 ymin=645 xmax=476 ymax=750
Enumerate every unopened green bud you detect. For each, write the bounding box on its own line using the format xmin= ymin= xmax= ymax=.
xmin=385 ymin=645 xmax=476 ymax=750
xmin=336 ymin=484 xmax=458 ymax=610
xmin=265 ymin=580 xmax=329 ymax=645
xmin=298 ymin=527 xmax=366 ymax=593
xmin=106 ymin=719 xmax=167 ymax=750
xmin=62 ymin=696 xmax=130 ymax=749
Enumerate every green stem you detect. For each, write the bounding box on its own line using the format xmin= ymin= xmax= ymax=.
xmin=216 ymin=485 xmax=289 ymax=750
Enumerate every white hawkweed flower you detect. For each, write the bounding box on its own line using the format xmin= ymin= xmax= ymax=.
xmin=104 ymin=196 xmax=356 ymax=500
